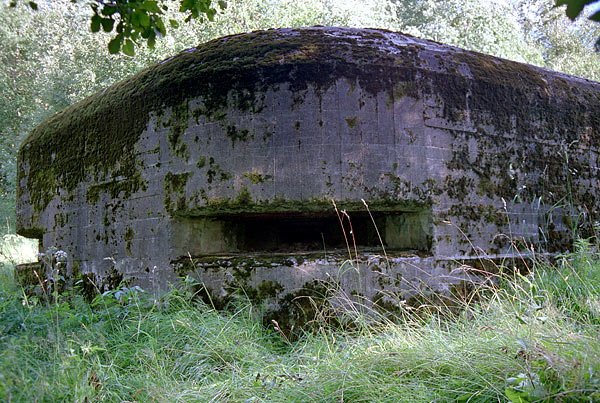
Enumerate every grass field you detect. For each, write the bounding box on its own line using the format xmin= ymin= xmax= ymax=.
xmin=0 ymin=234 xmax=599 ymax=402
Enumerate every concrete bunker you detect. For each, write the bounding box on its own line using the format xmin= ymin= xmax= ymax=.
xmin=16 ymin=27 xmax=600 ymax=322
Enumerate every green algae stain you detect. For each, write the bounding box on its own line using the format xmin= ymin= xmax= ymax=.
xmin=225 ymin=124 xmax=251 ymax=148
xmin=53 ymin=212 xmax=69 ymax=229
xmin=86 ymin=171 xmax=148 ymax=204
xmin=393 ymin=81 xmax=418 ymax=101
xmin=244 ymin=170 xmax=273 ymax=184
xmin=196 ymin=155 xmax=206 ymax=169
xmin=124 ymin=227 xmax=135 ymax=256
xmin=206 ymin=157 xmax=232 ymax=184
xmin=345 ymin=116 xmax=358 ymax=129
xmin=165 ymin=102 xmax=191 ymax=161
xmin=234 ymin=186 xmax=252 ymax=204
xmin=163 ymin=171 xmax=191 ymax=214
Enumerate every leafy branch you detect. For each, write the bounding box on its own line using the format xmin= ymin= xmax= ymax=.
xmin=91 ymin=0 xmax=226 ymax=55
xmin=555 ymin=0 xmax=600 ymax=49
xmin=10 ymin=0 xmax=227 ymax=55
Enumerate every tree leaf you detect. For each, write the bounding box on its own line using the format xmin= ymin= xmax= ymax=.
xmin=139 ymin=12 xmax=151 ymax=27
xmin=28 ymin=1 xmax=38 ymax=10
xmin=590 ymin=10 xmax=600 ymax=22
xmin=169 ymin=19 xmax=179 ymax=29
xmin=155 ymin=17 xmax=166 ymax=36
xmin=141 ymin=27 xmax=152 ymax=38
xmin=218 ymin=0 xmax=227 ymax=9
xmin=555 ymin=0 xmax=593 ymax=21
xmin=142 ymin=0 xmax=162 ymax=13
xmin=90 ymin=15 xmax=101 ymax=33
xmin=101 ymin=18 xmax=114 ymax=32
xmin=122 ymin=39 xmax=135 ymax=56
xmin=197 ymin=0 xmax=210 ymax=12
xmin=147 ymin=34 xmax=156 ymax=49
xmin=206 ymin=8 xmax=216 ymax=21
xmin=101 ymin=5 xmax=118 ymax=16
xmin=107 ymin=36 xmax=121 ymax=54
xmin=180 ymin=0 xmax=195 ymax=12
xmin=131 ymin=10 xmax=141 ymax=26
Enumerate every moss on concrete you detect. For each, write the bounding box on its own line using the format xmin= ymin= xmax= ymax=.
xmin=18 ymin=28 xmax=408 ymax=214
xmin=163 ymin=171 xmax=190 ymax=213
xmin=165 ymin=102 xmax=191 ymax=161
xmin=196 ymin=155 xmax=206 ymax=169
xmin=18 ymin=27 xmax=600 ymax=220
xmin=205 ymin=157 xmax=232 ymax=184
xmin=101 ymin=267 xmax=127 ymax=292
xmin=225 ymin=124 xmax=251 ymax=147
xmin=124 ymin=227 xmax=135 ymax=256
xmin=173 ymin=253 xmax=307 ymax=278
xmin=345 ymin=116 xmax=358 ymax=129
xmin=180 ymin=194 xmax=427 ymax=217
xmin=86 ymin=171 xmax=148 ymax=204
xmin=244 ymin=170 xmax=273 ymax=184
xmin=14 ymin=262 xmax=42 ymax=290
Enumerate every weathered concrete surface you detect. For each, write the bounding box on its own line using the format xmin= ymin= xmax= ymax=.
xmin=16 ymin=27 xmax=600 ymax=320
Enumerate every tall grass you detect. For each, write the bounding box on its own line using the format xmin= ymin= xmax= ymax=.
xmin=0 ymin=237 xmax=599 ymax=402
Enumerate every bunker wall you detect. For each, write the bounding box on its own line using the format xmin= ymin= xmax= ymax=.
xmin=15 ymin=27 xmax=600 ymax=314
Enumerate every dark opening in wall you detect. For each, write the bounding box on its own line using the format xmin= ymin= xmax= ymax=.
xmin=232 ymin=211 xmax=432 ymax=253
xmin=169 ymin=208 xmax=432 ymax=256
xmin=224 ymin=213 xmax=381 ymax=252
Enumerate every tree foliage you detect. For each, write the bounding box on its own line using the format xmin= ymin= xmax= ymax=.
xmin=383 ymin=0 xmax=544 ymax=63
xmin=9 ymin=0 xmax=600 ymax=55
xmin=516 ymin=0 xmax=600 ymax=81
xmin=9 ymin=0 xmax=227 ymax=55
xmin=555 ymin=0 xmax=600 ymax=49
xmin=557 ymin=0 xmax=600 ymax=21
xmin=380 ymin=0 xmax=600 ymax=81
xmin=89 ymin=0 xmax=227 ymax=55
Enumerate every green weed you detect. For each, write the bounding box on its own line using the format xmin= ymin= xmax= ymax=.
xmin=0 ymin=238 xmax=598 ymax=402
